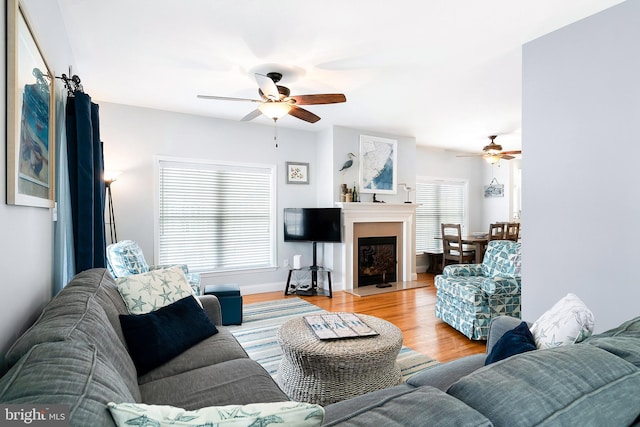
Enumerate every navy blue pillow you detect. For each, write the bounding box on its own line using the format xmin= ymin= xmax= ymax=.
xmin=485 ymin=321 xmax=537 ymax=365
xmin=120 ymin=296 xmax=218 ymax=375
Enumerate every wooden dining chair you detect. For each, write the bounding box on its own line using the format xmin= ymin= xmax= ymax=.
xmin=441 ymin=223 xmax=475 ymax=267
xmin=488 ymin=223 xmax=505 ymax=241
xmin=504 ymin=222 xmax=520 ymax=241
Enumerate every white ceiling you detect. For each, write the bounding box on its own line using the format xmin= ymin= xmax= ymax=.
xmin=55 ymin=0 xmax=624 ymax=153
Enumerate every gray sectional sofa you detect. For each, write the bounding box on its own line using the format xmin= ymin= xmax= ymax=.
xmin=1 ymin=268 xmax=640 ymax=426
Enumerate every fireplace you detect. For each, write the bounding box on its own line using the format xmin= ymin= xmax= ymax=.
xmin=337 ymin=202 xmax=418 ymax=292
xmin=358 ymin=236 xmax=397 ymax=286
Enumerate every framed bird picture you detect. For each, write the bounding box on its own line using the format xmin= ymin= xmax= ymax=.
xmin=286 ymin=162 xmax=309 ymax=184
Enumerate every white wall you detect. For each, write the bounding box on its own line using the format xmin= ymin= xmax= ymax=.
xmin=522 ymin=0 xmax=640 ymax=331
xmin=101 ymin=107 xmax=420 ymax=294
xmin=332 ymin=126 xmax=417 ymax=205
xmin=482 ymin=160 xmax=515 ymax=225
xmin=327 ymin=126 xmax=417 ymax=282
xmin=413 ymin=146 xmax=490 ymax=271
xmin=0 ymin=0 xmax=76 ymax=366
xmin=99 ymin=102 xmax=322 ymax=294
xmin=415 ymin=146 xmax=486 ymax=232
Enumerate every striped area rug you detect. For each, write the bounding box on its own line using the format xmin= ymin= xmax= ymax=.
xmin=226 ymin=297 xmax=439 ymax=381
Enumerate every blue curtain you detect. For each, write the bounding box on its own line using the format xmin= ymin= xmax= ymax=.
xmin=66 ymin=91 xmax=107 ymax=272
xmin=53 ymin=85 xmax=75 ymax=294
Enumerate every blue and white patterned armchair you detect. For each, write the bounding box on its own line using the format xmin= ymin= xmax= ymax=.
xmin=434 ymin=240 xmax=521 ymax=340
xmin=106 ymin=240 xmax=201 ymax=295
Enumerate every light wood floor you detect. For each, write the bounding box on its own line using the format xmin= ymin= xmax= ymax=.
xmin=243 ymin=273 xmax=486 ymax=363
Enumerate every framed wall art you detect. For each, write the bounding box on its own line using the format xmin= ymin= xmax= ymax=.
xmin=6 ymin=0 xmax=55 ymax=208
xmin=358 ymin=135 xmax=397 ymax=194
xmin=286 ymin=162 xmax=309 ymax=184
xmin=484 ymin=178 xmax=505 ymax=198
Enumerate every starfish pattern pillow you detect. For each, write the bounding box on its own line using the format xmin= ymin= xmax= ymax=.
xmin=108 ymin=401 xmax=324 ymax=427
xmin=530 ymin=293 xmax=595 ymax=349
xmin=116 ymin=266 xmax=200 ymax=314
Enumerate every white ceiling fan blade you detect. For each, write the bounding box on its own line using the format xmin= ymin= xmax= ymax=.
xmin=241 ymin=109 xmax=263 ymax=121
xmin=197 ymin=95 xmax=262 ymax=103
xmin=255 ymin=73 xmax=280 ymax=100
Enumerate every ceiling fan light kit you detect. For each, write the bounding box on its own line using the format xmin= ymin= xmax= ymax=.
xmin=258 ymin=102 xmax=292 ymax=120
xmin=484 ymin=154 xmax=501 ymax=164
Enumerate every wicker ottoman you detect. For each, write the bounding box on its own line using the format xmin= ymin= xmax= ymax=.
xmin=276 ymin=313 xmax=403 ymax=405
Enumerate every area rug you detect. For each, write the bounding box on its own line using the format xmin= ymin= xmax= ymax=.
xmin=227 ymin=297 xmax=439 ymax=381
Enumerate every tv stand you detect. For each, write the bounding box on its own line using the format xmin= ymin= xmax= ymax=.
xmin=284 ymin=242 xmax=333 ymax=298
xmin=309 ymin=241 xmax=319 ymax=271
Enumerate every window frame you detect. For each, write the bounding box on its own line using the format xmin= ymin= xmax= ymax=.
xmin=415 ymin=176 xmax=470 ymax=253
xmin=153 ymin=155 xmax=278 ymax=275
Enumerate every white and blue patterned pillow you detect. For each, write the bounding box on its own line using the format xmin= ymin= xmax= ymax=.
xmin=107 ymin=240 xmax=151 ymax=277
xmin=530 ymin=293 xmax=595 ymax=349
xmin=116 ymin=266 xmax=200 ymax=315
xmin=108 ymin=401 xmax=324 ymax=427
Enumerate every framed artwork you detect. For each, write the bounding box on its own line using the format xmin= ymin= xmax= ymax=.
xmin=286 ymin=162 xmax=309 ymax=184
xmin=6 ymin=0 xmax=55 ymax=208
xmin=359 ymin=135 xmax=397 ymax=194
xmin=484 ymin=178 xmax=505 ymax=198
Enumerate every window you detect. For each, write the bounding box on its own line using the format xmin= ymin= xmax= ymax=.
xmin=415 ymin=178 xmax=468 ymax=252
xmin=156 ymin=158 xmax=276 ymax=273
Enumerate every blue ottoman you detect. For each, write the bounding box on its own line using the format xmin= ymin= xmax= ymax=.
xmin=204 ymin=284 xmax=243 ymax=325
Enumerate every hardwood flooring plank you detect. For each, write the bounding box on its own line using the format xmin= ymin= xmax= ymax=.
xmin=241 ymin=273 xmax=486 ymax=363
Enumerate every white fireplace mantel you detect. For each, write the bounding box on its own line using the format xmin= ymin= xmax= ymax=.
xmin=336 ymin=202 xmax=418 ymax=291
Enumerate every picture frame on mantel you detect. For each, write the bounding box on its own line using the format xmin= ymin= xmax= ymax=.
xmin=6 ymin=0 xmax=56 ymax=208
xmin=286 ymin=162 xmax=309 ymax=184
xmin=358 ymin=135 xmax=397 ymax=195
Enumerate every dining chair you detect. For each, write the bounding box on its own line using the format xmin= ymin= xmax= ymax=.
xmin=504 ymin=222 xmax=520 ymax=241
xmin=441 ymin=223 xmax=475 ymax=267
xmin=488 ymin=223 xmax=505 ymax=241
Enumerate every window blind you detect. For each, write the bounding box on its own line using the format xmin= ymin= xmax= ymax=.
xmin=416 ymin=180 xmax=467 ymax=253
xmin=158 ymin=159 xmax=276 ymax=272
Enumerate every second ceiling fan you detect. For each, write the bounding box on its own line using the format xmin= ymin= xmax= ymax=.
xmin=458 ymin=135 xmax=521 ymax=163
xmin=197 ymin=72 xmax=346 ymax=124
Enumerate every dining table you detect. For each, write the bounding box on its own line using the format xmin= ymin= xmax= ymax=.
xmin=461 ymin=235 xmax=489 ymax=264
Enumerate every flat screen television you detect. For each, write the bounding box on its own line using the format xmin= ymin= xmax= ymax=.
xmin=283 ymin=208 xmax=342 ymax=243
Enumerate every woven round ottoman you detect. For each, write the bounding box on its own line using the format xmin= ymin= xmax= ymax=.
xmin=276 ymin=313 xmax=403 ymax=405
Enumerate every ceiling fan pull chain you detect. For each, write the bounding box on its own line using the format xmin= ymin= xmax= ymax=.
xmin=274 ymin=118 xmax=279 ymax=148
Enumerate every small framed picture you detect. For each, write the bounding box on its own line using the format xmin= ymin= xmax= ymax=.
xmin=484 ymin=183 xmax=504 ymax=198
xmin=286 ymin=162 xmax=309 ymax=184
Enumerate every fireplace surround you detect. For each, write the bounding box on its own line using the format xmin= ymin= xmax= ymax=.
xmin=336 ymin=202 xmax=418 ymax=292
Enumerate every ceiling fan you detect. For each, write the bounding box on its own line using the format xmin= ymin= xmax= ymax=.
xmin=457 ymin=135 xmax=521 ymax=163
xmin=197 ymin=72 xmax=346 ymax=124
